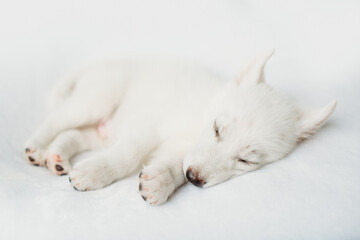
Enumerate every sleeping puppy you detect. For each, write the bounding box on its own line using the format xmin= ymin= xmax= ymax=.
xmin=25 ymin=50 xmax=336 ymax=205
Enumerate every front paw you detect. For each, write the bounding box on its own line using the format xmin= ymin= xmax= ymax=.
xmin=69 ymin=160 xmax=112 ymax=191
xmin=139 ymin=167 xmax=176 ymax=205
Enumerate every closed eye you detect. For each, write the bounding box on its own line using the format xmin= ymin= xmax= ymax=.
xmin=237 ymin=158 xmax=258 ymax=165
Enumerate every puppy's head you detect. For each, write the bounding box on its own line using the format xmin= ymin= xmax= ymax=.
xmin=183 ymin=50 xmax=337 ymax=188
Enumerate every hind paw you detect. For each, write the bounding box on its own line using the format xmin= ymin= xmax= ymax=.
xmin=25 ymin=147 xmax=46 ymax=167
xmin=45 ymin=153 xmax=72 ymax=176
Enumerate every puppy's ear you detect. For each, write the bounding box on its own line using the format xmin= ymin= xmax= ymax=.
xmin=296 ymin=100 xmax=337 ymax=142
xmin=234 ymin=49 xmax=274 ymax=85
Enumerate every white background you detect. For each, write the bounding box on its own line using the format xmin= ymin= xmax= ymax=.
xmin=0 ymin=0 xmax=359 ymax=239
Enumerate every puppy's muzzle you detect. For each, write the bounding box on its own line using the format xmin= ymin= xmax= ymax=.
xmin=186 ymin=167 xmax=206 ymax=187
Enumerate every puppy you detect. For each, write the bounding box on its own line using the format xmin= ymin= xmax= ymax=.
xmin=25 ymin=51 xmax=336 ymax=205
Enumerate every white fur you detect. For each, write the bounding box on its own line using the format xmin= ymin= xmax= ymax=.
xmin=25 ymin=52 xmax=337 ymax=205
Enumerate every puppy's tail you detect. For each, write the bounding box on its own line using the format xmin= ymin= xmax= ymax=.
xmin=236 ymin=49 xmax=275 ymax=84
xmin=47 ymin=71 xmax=79 ymax=110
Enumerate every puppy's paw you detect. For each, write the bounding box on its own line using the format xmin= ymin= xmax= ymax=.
xmin=24 ymin=146 xmax=46 ymax=167
xmin=139 ymin=167 xmax=175 ymax=206
xmin=69 ymin=160 xmax=111 ymax=192
xmin=45 ymin=153 xmax=71 ymax=176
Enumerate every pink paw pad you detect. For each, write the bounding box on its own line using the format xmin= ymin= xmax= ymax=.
xmin=52 ymin=154 xmax=63 ymax=162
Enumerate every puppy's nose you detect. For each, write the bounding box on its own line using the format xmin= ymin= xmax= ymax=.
xmin=186 ymin=167 xmax=205 ymax=187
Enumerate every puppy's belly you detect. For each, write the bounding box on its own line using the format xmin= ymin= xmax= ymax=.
xmin=97 ymin=119 xmax=110 ymax=139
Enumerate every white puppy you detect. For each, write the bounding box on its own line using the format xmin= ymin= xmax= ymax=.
xmin=25 ymin=51 xmax=336 ymax=205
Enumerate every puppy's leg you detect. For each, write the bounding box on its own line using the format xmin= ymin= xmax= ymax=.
xmin=69 ymin=126 xmax=159 ymax=191
xmin=139 ymin=141 xmax=188 ymax=205
xmin=25 ymin=64 xmax=129 ymax=166
xmin=45 ymin=127 xmax=105 ymax=176
xmin=25 ymin=97 xmax=115 ymax=166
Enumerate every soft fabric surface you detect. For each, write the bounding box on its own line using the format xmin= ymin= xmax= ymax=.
xmin=1 ymin=1 xmax=359 ymax=239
